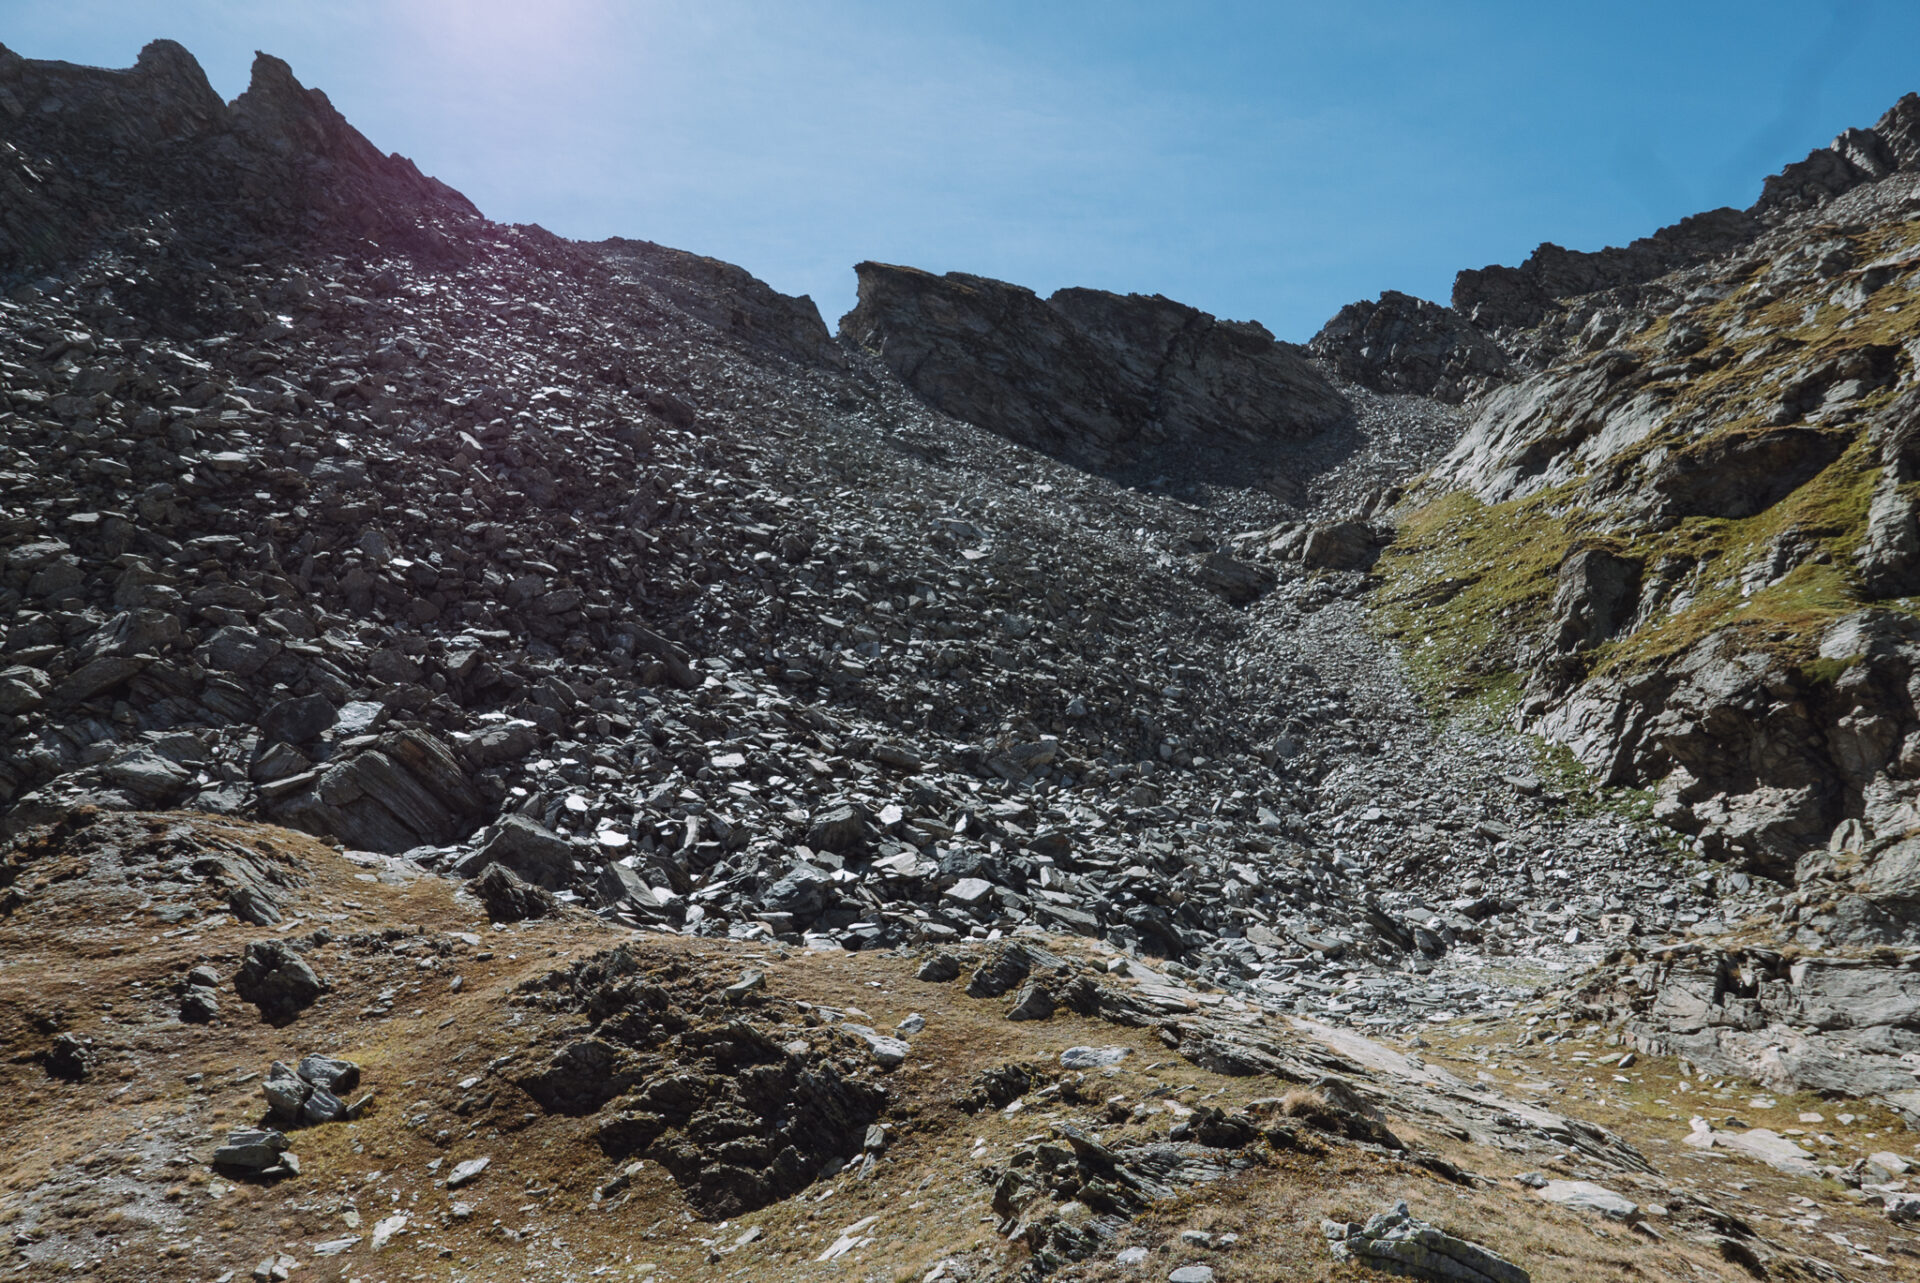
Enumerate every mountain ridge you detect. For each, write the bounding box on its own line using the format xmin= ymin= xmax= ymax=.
xmin=6 ymin=36 xmax=1920 ymax=1282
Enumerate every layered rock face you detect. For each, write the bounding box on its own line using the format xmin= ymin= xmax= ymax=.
xmin=839 ymin=263 xmax=1348 ymax=473
xmin=1314 ymin=92 xmax=1920 ymax=395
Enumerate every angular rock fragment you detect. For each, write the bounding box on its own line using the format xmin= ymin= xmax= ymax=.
xmin=233 ymin=940 xmax=329 ymax=1024
xmin=917 ymin=953 xmax=962 ymax=983
xmin=180 ymin=985 xmax=221 ymax=1023
xmin=967 ymin=946 xmax=1034 ymax=999
xmin=454 ymin=816 xmax=576 ymax=889
xmin=1193 ymin=551 xmax=1275 ymax=605
xmin=1059 ymin=1046 xmax=1130 ymax=1069
xmin=213 ymin=1127 xmax=290 ymax=1172
xmin=468 ymin=861 xmax=562 ymax=923
xmin=446 ymin=1156 xmax=491 ymax=1189
xmin=257 ymin=694 xmax=337 ymax=746
xmin=846 ymin=1025 xmax=911 ymax=1067
xmin=1006 ymin=981 xmax=1056 ymax=1022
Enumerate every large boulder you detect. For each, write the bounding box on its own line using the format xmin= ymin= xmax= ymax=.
xmin=452 ymin=816 xmax=577 ymax=889
xmin=1192 ymin=551 xmax=1274 ymax=604
xmin=265 ymin=730 xmax=483 ymax=854
xmin=468 ymin=861 xmax=563 ymax=923
xmin=1301 ymin=521 xmax=1386 ymax=571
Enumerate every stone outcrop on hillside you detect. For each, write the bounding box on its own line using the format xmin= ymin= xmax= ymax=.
xmin=1448 ymin=208 xmax=1762 ymax=336
xmin=1573 ymin=941 xmax=1920 ymax=1122
xmin=1308 ymin=290 xmax=1509 ymax=403
xmin=1313 ymin=91 xmax=1920 ymax=402
xmin=1372 ymin=110 xmax=1920 ymax=880
xmin=839 ymin=262 xmax=1348 ymax=472
xmin=599 ymin=237 xmax=843 ymax=369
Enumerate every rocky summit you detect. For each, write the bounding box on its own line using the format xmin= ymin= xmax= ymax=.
xmin=8 ymin=36 xmax=1920 ymax=1283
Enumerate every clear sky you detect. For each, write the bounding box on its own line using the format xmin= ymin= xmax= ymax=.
xmin=5 ymin=1 xmax=1915 ymax=339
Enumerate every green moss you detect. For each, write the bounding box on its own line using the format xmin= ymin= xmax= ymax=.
xmin=1799 ymin=652 xmax=1863 ymax=685
xmin=1372 ymin=488 xmax=1582 ymax=705
xmin=1594 ymin=438 xmax=1880 ymax=674
xmin=1379 ymin=432 xmax=1893 ymax=717
xmin=1530 ymin=736 xmax=1668 ymax=830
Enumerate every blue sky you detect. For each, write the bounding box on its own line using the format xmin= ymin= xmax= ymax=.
xmin=5 ymin=1 xmax=1915 ymax=339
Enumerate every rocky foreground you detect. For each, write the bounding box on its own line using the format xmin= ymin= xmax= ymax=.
xmin=5 ymin=36 xmax=1920 ymax=1282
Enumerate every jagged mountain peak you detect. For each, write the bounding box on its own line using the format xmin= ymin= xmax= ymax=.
xmin=0 ymin=41 xmax=478 ymax=278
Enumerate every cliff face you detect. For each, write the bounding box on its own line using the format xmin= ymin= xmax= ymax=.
xmin=839 ymin=262 xmax=1348 ymax=475
xmin=1313 ymin=92 xmax=1920 ymax=402
xmin=1366 ymin=100 xmax=1920 ymax=911
xmin=1307 ymin=289 xmax=1511 ymax=403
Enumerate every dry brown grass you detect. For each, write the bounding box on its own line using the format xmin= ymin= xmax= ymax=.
xmin=0 ymin=812 xmax=1907 ymax=1281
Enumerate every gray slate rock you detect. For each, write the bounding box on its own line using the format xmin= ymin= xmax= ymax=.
xmin=1323 ymin=1201 xmax=1529 ymax=1283
xmin=270 ymin=730 xmax=482 ymax=854
xmin=1060 ymin=1045 xmax=1131 ymax=1069
xmin=917 ymin=953 xmax=961 ymax=983
xmin=1006 ymin=981 xmax=1056 ymax=1022
xmin=258 ymin=693 xmax=337 ymax=746
xmin=1535 ymin=1180 xmax=1638 ymax=1222
xmin=468 ymin=861 xmax=561 ymax=923
xmin=446 ymin=1156 xmax=491 ymax=1188
xmin=233 ymin=939 xmax=329 ymax=1024
xmin=843 ymin=1024 xmax=910 ymax=1068
xmin=213 ymin=1127 xmax=290 ymax=1171
xmin=454 ymin=815 xmax=576 ymax=889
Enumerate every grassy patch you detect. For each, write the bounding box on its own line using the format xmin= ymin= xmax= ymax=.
xmin=1592 ymin=435 xmax=1881 ymax=675
xmin=1375 ymin=423 xmax=1892 ymax=712
xmin=1371 ymin=488 xmax=1582 ymax=705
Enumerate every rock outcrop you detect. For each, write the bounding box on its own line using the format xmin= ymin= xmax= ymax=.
xmin=513 ymin=944 xmax=888 ymax=1218
xmin=1323 ymin=1201 xmax=1529 ymax=1283
xmin=1309 ymin=290 xmax=1510 ymax=403
xmin=1573 ymin=942 xmax=1920 ymax=1124
xmin=1373 ymin=99 xmax=1920 ymax=881
xmin=265 ymin=729 xmax=482 ymax=854
xmin=839 ymin=262 xmax=1347 ymax=473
